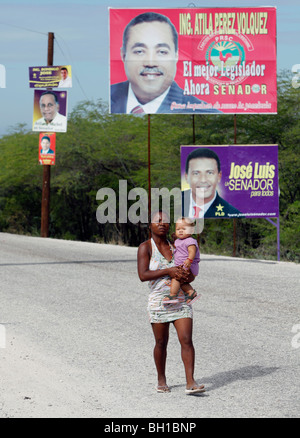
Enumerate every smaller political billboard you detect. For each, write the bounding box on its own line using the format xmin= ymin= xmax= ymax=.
xmin=39 ymin=132 xmax=56 ymax=165
xmin=32 ymin=90 xmax=68 ymax=133
xmin=29 ymin=65 xmax=72 ymax=88
xmin=181 ymin=144 xmax=279 ymax=219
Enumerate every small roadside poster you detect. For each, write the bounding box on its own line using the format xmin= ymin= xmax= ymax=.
xmin=39 ymin=132 xmax=56 ymax=165
xmin=32 ymin=90 xmax=67 ymax=133
xmin=29 ymin=65 xmax=72 ymax=88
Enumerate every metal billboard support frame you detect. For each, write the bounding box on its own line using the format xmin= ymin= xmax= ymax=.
xmin=265 ymin=217 xmax=280 ymax=261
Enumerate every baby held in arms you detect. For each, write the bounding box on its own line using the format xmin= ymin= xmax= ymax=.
xmin=164 ymin=217 xmax=200 ymax=305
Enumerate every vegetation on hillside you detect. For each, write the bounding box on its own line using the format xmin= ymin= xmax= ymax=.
xmin=0 ymin=71 xmax=299 ymax=261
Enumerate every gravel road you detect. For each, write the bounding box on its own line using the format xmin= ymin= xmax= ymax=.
xmin=0 ymin=232 xmax=299 ymax=418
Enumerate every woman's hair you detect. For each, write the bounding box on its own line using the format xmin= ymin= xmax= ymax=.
xmin=150 ymin=209 xmax=170 ymax=224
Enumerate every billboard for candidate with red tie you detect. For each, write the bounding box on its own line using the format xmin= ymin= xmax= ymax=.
xmin=181 ymin=144 xmax=279 ymax=219
xmin=109 ymin=7 xmax=277 ymax=115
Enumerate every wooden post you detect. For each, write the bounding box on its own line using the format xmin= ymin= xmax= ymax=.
xmin=40 ymin=32 xmax=54 ymax=238
xmin=148 ymin=115 xmax=151 ymax=237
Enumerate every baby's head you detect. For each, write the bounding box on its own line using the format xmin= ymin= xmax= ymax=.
xmin=175 ymin=217 xmax=195 ymax=239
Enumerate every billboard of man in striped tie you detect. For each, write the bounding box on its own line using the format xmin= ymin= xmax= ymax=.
xmin=110 ymin=11 xmax=221 ymax=114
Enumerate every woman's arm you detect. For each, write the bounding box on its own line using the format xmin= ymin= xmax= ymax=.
xmin=137 ymin=241 xmax=178 ymax=282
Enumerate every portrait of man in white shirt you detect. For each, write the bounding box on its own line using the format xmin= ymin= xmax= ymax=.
xmin=58 ymin=67 xmax=72 ymax=88
xmin=33 ymin=91 xmax=67 ymax=133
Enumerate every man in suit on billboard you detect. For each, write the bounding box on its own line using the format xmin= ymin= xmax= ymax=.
xmin=110 ymin=12 xmax=221 ymax=114
xmin=40 ymin=135 xmax=54 ymax=154
xmin=182 ymin=148 xmax=242 ymax=219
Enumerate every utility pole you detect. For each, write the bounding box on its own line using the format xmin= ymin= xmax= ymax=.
xmin=40 ymin=32 xmax=54 ymax=237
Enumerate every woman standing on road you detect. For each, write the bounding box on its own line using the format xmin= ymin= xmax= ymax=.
xmin=137 ymin=210 xmax=205 ymax=395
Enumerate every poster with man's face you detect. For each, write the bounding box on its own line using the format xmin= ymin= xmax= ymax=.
xmin=32 ymin=90 xmax=68 ymax=133
xmin=29 ymin=65 xmax=72 ymax=88
xmin=109 ymin=7 xmax=277 ymax=115
xmin=181 ymin=144 xmax=279 ymax=219
xmin=39 ymin=132 xmax=56 ymax=165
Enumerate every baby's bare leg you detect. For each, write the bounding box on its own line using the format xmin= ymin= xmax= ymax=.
xmin=181 ymin=283 xmax=194 ymax=295
xmin=180 ymin=273 xmax=197 ymax=303
xmin=163 ymin=279 xmax=181 ymax=302
xmin=169 ymin=278 xmax=181 ymax=297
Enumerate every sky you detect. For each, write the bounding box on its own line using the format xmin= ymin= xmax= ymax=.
xmin=0 ymin=0 xmax=299 ymax=136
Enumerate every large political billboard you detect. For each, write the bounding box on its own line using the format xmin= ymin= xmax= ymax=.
xmin=109 ymin=7 xmax=277 ymax=115
xmin=181 ymin=144 xmax=279 ymax=219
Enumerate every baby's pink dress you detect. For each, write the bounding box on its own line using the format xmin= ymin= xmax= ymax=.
xmin=174 ymin=237 xmax=200 ymax=276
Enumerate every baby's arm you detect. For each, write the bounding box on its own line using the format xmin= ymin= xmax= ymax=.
xmin=183 ymin=244 xmax=197 ymax=269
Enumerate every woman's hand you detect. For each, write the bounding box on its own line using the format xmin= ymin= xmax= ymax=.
xmin=171 ymin=265 xmax=190 ymax=282
xmin=167 ymin=266 xmax=180 ymax=278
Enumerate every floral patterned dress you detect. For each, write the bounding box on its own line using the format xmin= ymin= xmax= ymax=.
xmin=147 ymin=238 xmax=193 ymax=323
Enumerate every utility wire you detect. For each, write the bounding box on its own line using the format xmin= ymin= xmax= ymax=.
xmin=0 ymin=21 xmax=47 ymax=36
xmin=0 ymin=21 xmax=89 ymax=100
xmin=54 ymin=34 xmax=89 ymax=100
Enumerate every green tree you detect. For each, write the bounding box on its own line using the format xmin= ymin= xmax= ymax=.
xmin=0 ymin=72 xmax=299 ymax=261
